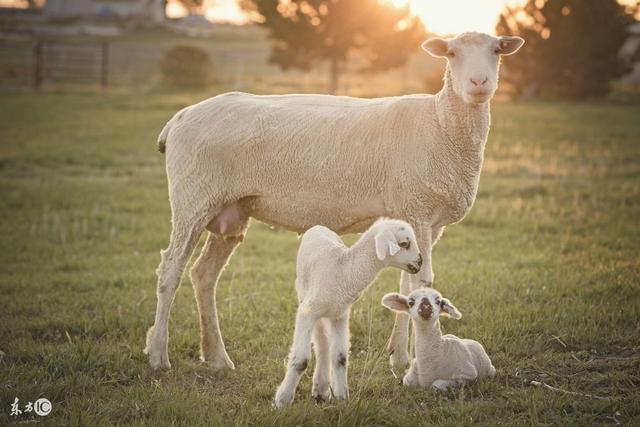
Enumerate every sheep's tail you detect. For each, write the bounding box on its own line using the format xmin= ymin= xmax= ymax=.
xmin=157 ymin=120 xmax=172 ymax=154
xmin=157 ymin=107 xmax=189 ymax=154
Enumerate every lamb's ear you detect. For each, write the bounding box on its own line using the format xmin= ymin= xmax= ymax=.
xmin=440 ymin=298 xmax=462 ymax=320
xmin=497 ymin=36 xmax=524 ymax=56
xmin=375 ymin=231 xmax=399 ymax=260
xmin=422 ymin=38 xmax=449 ymax=57
xmin=382 ymin=293 xmax=409 ymax=312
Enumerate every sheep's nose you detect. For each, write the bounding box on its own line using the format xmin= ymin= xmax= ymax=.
xmin=417 ymin=254 xmax=423 ymax=267
xmin=470 ymin=77 xmax=488 ymax=86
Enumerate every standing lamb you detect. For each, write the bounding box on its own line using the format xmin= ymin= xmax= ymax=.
xmin=144 ymin=32 xmax=524 ymax=372
xmin=381 ymin=288 xmax=496 ymax=390
xmin=274 ymin=219 xmax=423 ymax=409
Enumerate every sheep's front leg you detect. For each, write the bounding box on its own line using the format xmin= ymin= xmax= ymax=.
xmin=388 ymin=224 xmax=434 ymax=370
xmin=274 ymin=308 xmax=316 ymax=409
xmin=329 ymin=312 xmax=350 ymax=401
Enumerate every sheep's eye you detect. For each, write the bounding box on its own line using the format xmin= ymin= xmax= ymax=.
xmin=399 ymin=241 xmax=410 ymax=249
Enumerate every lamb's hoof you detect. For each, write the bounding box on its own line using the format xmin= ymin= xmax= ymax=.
xmin=144 ymin=326 xmax=171 ymax=370
xmin=146 ymin=348 xmax=171 ymax=370
xmin=389 ymin=351 xmax=410 ymax=371
xmin=311 ymin=384 xmax=331 ymax=403
xmin=273 ymin=391 xmax=294 ymax=410
xmin=202 ymin=349 xmax=236 ymax=371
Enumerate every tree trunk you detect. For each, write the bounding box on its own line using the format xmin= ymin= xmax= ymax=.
xmin=328 ymin=58 xmax=340 ymax=95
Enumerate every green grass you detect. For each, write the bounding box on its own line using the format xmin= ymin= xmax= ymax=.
xmin=0 ymin=92 xmax=639 ymax=425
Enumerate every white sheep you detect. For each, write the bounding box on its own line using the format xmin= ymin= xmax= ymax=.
xmin=381 ymin=288 xmax=495 ymax=390
xmin=273 ymin=219 xmax=423 ymax=409
xmin=145 ymin=32 xmax=524 ymax=372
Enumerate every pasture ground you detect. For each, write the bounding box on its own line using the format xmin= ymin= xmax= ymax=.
xmin=0 ymin=92 xmax=639 ymax=425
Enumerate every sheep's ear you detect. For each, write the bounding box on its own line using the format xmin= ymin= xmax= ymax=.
xmin=422 ymin=38 xmax=449 ymax=57
xmin=382 ymin=293 xmax=409 ymax=312
xmin=375 ymin=231 xmax=398 ymax=260
xmin=440 ymin=298 xmax=462 ymax=320
xmin=497 ymin=36 xmax=524 ymax=56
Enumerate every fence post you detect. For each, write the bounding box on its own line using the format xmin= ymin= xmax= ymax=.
xmin=33 ymin=41 xmax=43 ymax=89
xmin=101 ymin=41 xmax=109 ymax=89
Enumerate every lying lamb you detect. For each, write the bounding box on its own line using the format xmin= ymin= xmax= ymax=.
xmin=274 ymin=219 xmax=423 ymax=409
xmin=381 ymin=288 xmax=495 ymax=390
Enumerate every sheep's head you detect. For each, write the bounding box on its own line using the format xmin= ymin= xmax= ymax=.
xmin=373 ymin=219 xmax=422 ymax=274
xmin=422 ymin=32 xmax=524 ymax=104
xmin=381 ymin=288 xmax=461 ymax=322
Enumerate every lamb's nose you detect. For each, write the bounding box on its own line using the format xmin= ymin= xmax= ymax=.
xmin=470 ymin=77 xmax=488 ymax=86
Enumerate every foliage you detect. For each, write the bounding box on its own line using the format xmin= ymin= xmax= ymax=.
xmin=1 ymin=92 xmax=639 ymax=425
xmin=240 ymin=0 xmax=425 ymax=92
xmin=496 ymin=0 xmax=638 ymax=99
xmin=161 ymin=45 xmax=214 ymax=88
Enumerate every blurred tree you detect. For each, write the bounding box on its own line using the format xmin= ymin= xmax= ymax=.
xmin=240 ymin=0 xmax=425 ymax=93
xmin=497 ymin=0 xmax=638 ymax=99
xmin=178 ymin=0 xmax=204 ymax=13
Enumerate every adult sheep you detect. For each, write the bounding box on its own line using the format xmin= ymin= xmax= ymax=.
xmin=144 ymin=32 xmax=524 ymax=371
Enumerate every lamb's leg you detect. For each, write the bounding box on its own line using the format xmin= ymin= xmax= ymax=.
xmin=311 ymin=319 xmax=331 ymax=402
xmin=388 ymin=224 xmax=434 ymax=369
xmin=402 ymin=359 xmax=419 ymax=387
xmin=274 ymin=308 xmax=316 ymax=409
xmin=190 ymin=230 xmax=246 ymax=370
xmin=329 ymin=312 xmax=350 ymax=401
xmin=145 ymin=220 xmax=203 ymax=370
xmin=432 ymin=379 xmax=457 ymax=391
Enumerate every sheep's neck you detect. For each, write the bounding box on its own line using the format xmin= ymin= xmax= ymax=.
xmin=435 ymin=66 xmax=490 ymax=155
xmin=413 ymin=318 xmax=445 ymax=385
xmin=343 ymin=231 xmax=384 ymax=300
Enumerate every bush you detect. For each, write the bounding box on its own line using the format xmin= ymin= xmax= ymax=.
xmin=161 ymin=45 xmax=214 ymax=89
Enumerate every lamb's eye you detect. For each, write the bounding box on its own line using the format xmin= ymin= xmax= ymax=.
xmin=408 ymin=297 xmax=415 ymax=307
xmin=447 ymin=50 xmax=456 ymax=58
xmin=399 ymin=241 xmax=410 ymax=249
xmin=435 ymin=297 xmax=441 ymax=305
xmin=494 ymin=47 xmax=501 ymax=55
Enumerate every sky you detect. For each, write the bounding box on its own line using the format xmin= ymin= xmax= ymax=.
xmin=169 ymin=0 xmax=529 ymax=34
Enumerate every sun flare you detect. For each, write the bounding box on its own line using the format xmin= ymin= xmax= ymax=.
xmin=400 ymin=0 xmax=527 ymax=35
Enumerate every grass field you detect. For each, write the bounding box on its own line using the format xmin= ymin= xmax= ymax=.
xmin=0 ymin=92 xmax=639 ymax=425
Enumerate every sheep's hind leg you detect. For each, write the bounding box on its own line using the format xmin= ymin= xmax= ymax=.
xmin=145 ymin=219 xmax=204 ymax=370
xmin=274 ymin=308 xmax=316 ymax=409
xmin=329 ymin=312 xmax=350 ymax=401
xmin=190 ymin=229 xmax=246 ymax=370
xmin=311 ymin=319 xmax=331 ymax=402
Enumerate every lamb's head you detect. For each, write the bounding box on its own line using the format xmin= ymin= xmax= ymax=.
xmin=381 ymin=288 xmax=461 ymax=322
xmin=422 ymin=32 xmax=524 ymax=104
xmin=373 ymin=219 xmax=422 ymax=274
